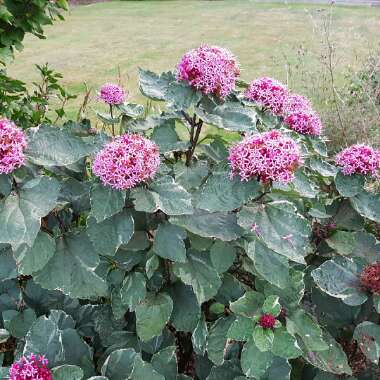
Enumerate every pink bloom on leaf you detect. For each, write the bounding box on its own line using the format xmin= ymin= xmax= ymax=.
xmin=98 ymin=83 xmax=126 ymax=105
xmin=92 ymin=133 xmax=160 ymax=190
xmin=228 ymin=130 xmax=302 ymax=184
xmin=335 ymin=144 xmax=380 ymax=177
xmin=244 ymin=77 xmax=289 ymax=115
xmin=0 ymin=119 xmax=27 ymax=174
xmin=284 ymin=110 xmax=323 ymax=136
xmin=176 ymin=44 xmax=240 ymax=98
xmin=258 ymin=313 xmax=276 ymax=329
xmin=9 ymin=353 xmax=52 ymax=380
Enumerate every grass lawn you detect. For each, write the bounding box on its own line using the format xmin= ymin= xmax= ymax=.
xmin=7 ymin=0 xmax=380 ymax=121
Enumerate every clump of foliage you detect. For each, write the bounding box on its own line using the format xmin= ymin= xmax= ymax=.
xmin=0 ymin=44 xmax=380 ymax=380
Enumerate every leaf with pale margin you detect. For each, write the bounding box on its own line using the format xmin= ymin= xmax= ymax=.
xmin=135 ymin=292 xmax=173 ymax=341
xmin=195 ymin=170 xmax=261 ymax=212
xmin=238 ymin=201 xmax=311 ymax=264
xmin=89 ymin=182 xmax=126 ymax=222
xmin=230 ymin=291 xmax=264 ymax=317
xmin=311 ymin=257 xmax=367 ymax=306
xmin=271 ymin=328 xmax=302 ymax=359
xmin=210 ymin=240 xmax=236 ymax=274
xmin=138 ymin=69 xmax=175 ymax=100
xmin=101 ymin=349 xmax=138 ymax=380
xmin=350 ymin=190 xmax=380 ymax=223
xmin=172 ymin=249 xmax=221 ymax=304
xmin=151 ymin=118 xmax=189 ymax=153
xmin=130 ymin=356 xmax=165 ymax=380
xmin=0 ymin=176 xmax=60 ymax=249
xmin=120 ymin=272 xmax=146 ymax=311
xmin=171 ymin=209 xmax=243 ymax=241
xmin=151 ymin=346 xmax=177 ymax=380
xmin=87 ymin=210 xmax=134 ymax=256
xmin=207 ymin=316 xmax=234 ymax=365
xmin=335 ymin=172 xmax=364 ymax=197
xmin=166 ymin=81 xmax=202 ymax=110
xmin=192 ymin=315 xmax=208 ymax=355
xmin=34 ymin=231 xmax=108 ymax=299
xmin=153 ymin=222 xmax=187 ymax=263
xmin=25 ymin=125 xmax=96 ymax=167
xmin=354 ymin=321 xmax=380 ymax=364
xmin=52 ymin=365 xmax=84 ymax=380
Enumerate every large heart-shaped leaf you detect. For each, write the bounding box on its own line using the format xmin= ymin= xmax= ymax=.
xmin=351 ymin=191 xmax=380 ymax=223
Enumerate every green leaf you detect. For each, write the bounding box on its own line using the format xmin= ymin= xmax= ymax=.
xmin=248 ymin=240 xmax=290 ymax=289
xmin=196 ymin=101 xmax=257 ymax=132
xmin=374 ymin=294 xmax=380 ymax=313
xmin=89 ymin=182 xmax=126 ymax=222
xmin=309 ymin=158 xmax=338 ymax=177
xmin=271 ymin=328 xmax=302 ymax=359
xmin=207 ymin=316 xmax=234 ymax=365
xmin=95 ymin=111 xmax=120 ymax=125
xmin=0 ymin=329 xmax=10 ymax=343
xmin=335 ymin=172 xmax=364 ymax=197
xmin=52 ymin=365 xmax=84 ymax=380
xmin=351 ymin=190 xmax=380 ymax=223
xmin=116 ymin=102 xmax=144 ymax=118
xmin=262 ymin=295 xmax=281 ymax=316
xmin=350 ymin=231 xmax=380 ymax=263
xmin=192 ymin=315 xmax=208 ymax=355
xmin=168 ymin=282 xmax=200 ymax=332
xmin=195 ymin=171 xmax=261 ymax=212
xmin=326 ymin=231 xmax=356 ymax=256
xmin=311 ymin=257 xmax=367 ymax=306
xmin=101 ymin=349 xmax=138 ymax=379
xmin=151 ymin=346 xmax=177 ymax=380
xmin=238 ymin=201 xmax=311 ymax=264
xmin=0 ymin=174 xmax=11 ymax=197
xmin=227 ymin=315 xmax=254 ymax=341
xmin=230 ymin=291 xmax=264 ymax=318
xmin=206 ymin=359 xmax=243 ymax=380
xmin=166 ymin=81 xmax=202 ymax=110
xmin=172 ymin=249 xmax=221 ymax=304
xmin=25 ymin=125 xmax=96 ymax=167
xmin=151 ymin=118 xmax=189 ymax=153
xmin=0 ymin=246 xmax=17 ymax=280
xmin=14 ymin=231 xmax=55 ymax=275
xmin=153 ymin=222 xmax=187 ymax=263
xmin=0 ymin=176 xmax=60 ymax=249
xmin=241 ymin=338 xmax=274 ymax=378
xmin=210 ymin=240 xmax=236 ymax=274
xmin=132 ymin=176 xmax=193 ymax=216
xmin=171 ymin=209 xmax=243 ymax=241
xmin=174 ymin=160 xmax=209 ymax=191
xmin=34 ymin=231 xmax=108 ymax=299
xmin=138 ymin=69 xmax=174 ymax=100
xmin=286 ymin=310 xmax=328 ymax=352
xmin=135 ymin=292 xmax=173 ymax=341
xmin=120 ymin=272 xmax=146 ymax=311
xmin=87 ymin=210 xmax=134 ymax=256
xmin=253 ymin=326 xmax=274 ymax=352
xmin=3 ymin=309 xmax=36 ymax=339
xmin=130 ymin=356 xmax=165 ymax=380
xmin=354 ymin=321 xmax=380 ymax=364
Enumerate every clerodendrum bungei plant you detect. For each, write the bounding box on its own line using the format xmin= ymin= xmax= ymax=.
xmin=0 ymin=44 xmax=380 ymax=379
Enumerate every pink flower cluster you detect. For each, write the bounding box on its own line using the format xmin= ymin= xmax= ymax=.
xmin=228 ymin=130 xmax=302 ymax=184
xmin=244 ymin=77 xmax=289 ymax=115
xmin=92 ymin=134 xmax=160 ymax=190
xmin=283 ymin=94 xmax=312 ymax=115
xmin=258 ymin=313 xmax=276 ymax=329
xmin=9 ymin=354 xmax=52 ymax=380
xmin=284 ymin=111 xmax=323 ymax=136
xmin=98 ymin=83 xmax=126 ymax=105
xmin=0 ymin=119 xmax=27 ymax=174
xmin=335 ymin=144 xmax=380 ymax=177
xmin=177 ymin=45 xmax=240 ymax=98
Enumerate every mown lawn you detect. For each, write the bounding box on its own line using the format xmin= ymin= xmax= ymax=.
xmin=8 ymin=0 xmax=380 ymax=120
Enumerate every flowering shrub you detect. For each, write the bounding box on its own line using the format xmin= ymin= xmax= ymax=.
xmin=0 ymin=46 xmax=379 ymax=380
xmin=284 ymin=110 xmax=323 ymax=136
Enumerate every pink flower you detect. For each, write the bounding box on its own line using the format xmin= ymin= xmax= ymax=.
xmin=98 ymin=83 xmax=126 ymax=105
xmin=244 ymin=77 xmax=289 ymax=115
xmin=258 ymin=313 xmax=276 ymax=329
xmin=0 ymin=119 xmax=27 ymax=174
xmin=336 ymin=144 xmax=380 ymax=177
xmin=284 ymin=111 xmax=323 ymax=136
xmin=176 ymin=44 xmax=240 ymax=98
xmin=228 ymin=130 xmax=302 ymax=184
xmin=92 ymin=134 xmax=160 ymax=190
xmin=283 ymin=93 xmax=312 ymax=115
xmin=360 ymin=262 xmax=380 ymax=294
xmin=9 ymin=353 xmax=52 ymax=380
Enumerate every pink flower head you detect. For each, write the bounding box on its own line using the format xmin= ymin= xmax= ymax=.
xmin=284 ymin=110 xmax=323 ymax=136
xmin=244 ymin=77 xmax=289 ymax=115
xmin=0 ymin=119 xmax=27 ymax=174
xmin=258 ymin=313 xmax=276 ymax=329
xmin=9 ymin=353 xmax=52 ymax=380
xmin=176 ymin=44 xmax=240 ymax=98
xmin=283 ymin=93 xmax=312 ymax=115
xmin=98 ymin=83 xmax=126 ymax=105
xmin=335 ymin=144 xmax=380 ymax=177
xmin=92 ymin=133 xmax=160 ymax=190
xmin=228 ymin=130 xmax=302 ymax=184
xmin=360 ymin=262 xmax=380 ymax=294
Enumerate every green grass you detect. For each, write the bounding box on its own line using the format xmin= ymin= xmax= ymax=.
xmin=7 ymin=0 xmax=380 ymax=121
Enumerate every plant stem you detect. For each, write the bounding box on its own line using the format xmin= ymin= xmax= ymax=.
xmin=110 ymin=104 xmax=115 ymax=136
xmin=183 ymin=111 xmax=203 ymax=166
